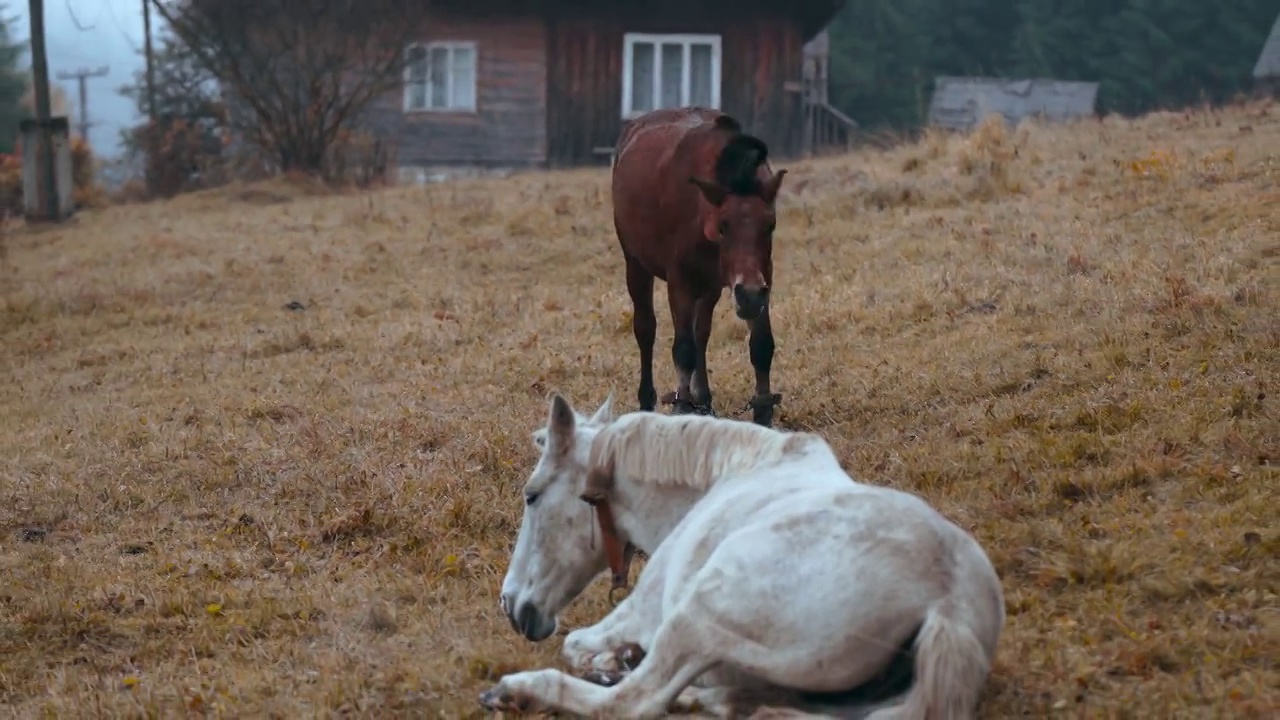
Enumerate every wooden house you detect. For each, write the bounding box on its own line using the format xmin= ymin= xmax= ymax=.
xmin=365 ymin=0 xmax=852 ymax=182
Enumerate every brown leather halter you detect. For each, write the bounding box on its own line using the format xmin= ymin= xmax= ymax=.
xmin=580 ymin=490 xmax=635 ymax=606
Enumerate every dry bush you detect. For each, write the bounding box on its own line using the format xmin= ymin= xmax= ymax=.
xmin=126 ymin=119 xmax=232 ymax=201
xmin=828 ymin=112 xmax=1045 ymax=214
xmin=954 ymin=114 xmax=1024 ymax=198
xmin=0 ymin=101 xmax=1277 ymax=718
xmin=0 ymin=152 xmax=21 ymax=214
xmin=69 ymin=137 xmax=108 ymax=209
xmin=110 ymin=178 xmax=152 ymax=206
xmin=324 ymin=130 xmax=396 ymax=190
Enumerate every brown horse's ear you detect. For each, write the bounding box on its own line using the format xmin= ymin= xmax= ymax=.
xmin=581 ymin=453 xmax=616 ymax=506
xmin=761 ymin=169 xmax=788 ymax=203
xmin=689 ymin=176 xmax=727 ymax=206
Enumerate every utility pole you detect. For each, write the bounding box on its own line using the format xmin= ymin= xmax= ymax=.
xmin=143 ymin=0 xmax=156 ymax=121
xmin=143 ymin=0 xmax=156 ymax=193
xmin=26 ymin=0 xmax=58 ymax=220
xmin=56 ymin=66 xmax=110 ymax=141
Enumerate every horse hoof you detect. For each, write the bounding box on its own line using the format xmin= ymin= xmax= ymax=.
xmin=618 ymin=642 xmax=647 ymax=670
xmin=661 ymin=392 xmax=714 ymax=417
xmin=478 ymin=686 xmax=529 ymax=713
xmin=749 ymin=393 xmax=781 ymax=427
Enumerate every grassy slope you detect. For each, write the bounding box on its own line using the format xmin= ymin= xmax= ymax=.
xmin=1 ymin=101 xmax=1277 ymax=718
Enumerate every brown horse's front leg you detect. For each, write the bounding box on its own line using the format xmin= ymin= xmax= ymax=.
xmin=748 ymin=307 xmax=780 ymax=427
xmin=689 ymin=292 xmax=720 ymax=416
xmin=625 ymin=255 xmax=658 ymax=412
xmin=666 ymin=280 xmax=699 ymax=415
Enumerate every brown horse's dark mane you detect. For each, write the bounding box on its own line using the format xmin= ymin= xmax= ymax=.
xmin=711 ymin=115 xmax=771 ymax=198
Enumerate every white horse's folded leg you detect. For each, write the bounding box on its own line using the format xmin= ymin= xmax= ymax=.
xmin=672 ymin=685 xmax=736 ymax=716
xmin=479 ymin=668 xmax=610 ymax=714
xmin=562 ymin=596 xmax=651 ymax=672
xmin=480 ymin=658 xmax=715 ymax=720
xmin=483 ymin=607 xmax=726 ymax=719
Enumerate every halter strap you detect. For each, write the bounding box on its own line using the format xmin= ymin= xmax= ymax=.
xmin=580 ymin=493 xmax=635 ymax=605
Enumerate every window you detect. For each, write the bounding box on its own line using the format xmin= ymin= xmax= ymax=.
xmin=404 ymin=41 xmax=477 ymax=112
xmin=621 ymin=33 xmax=721 ymax=119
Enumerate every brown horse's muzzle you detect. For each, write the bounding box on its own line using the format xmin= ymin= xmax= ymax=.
xmin=732 ymin=283 xmax=769 ymax=320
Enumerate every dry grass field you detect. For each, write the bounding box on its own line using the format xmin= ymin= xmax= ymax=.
xmin=2 ymin=101 xmax=1277 ymax=719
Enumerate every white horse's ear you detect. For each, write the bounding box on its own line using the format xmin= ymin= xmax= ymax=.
xmin=548 ymin=393 xmax=577 ymax=445
xmin=588 ymin=392 xmax=615 ymax=425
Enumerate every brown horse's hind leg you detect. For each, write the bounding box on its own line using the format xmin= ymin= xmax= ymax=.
xmin=625 ymin=255 xmax=658 ymax=412
xmin=689 ymin=291 xmax=720 ymax=416
xmin=748 ymin=307 xmax=779 ymax=427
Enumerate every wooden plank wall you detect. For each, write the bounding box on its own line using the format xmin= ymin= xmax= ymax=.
xmin=545 ymin=7 xmax=807 ymax=167
xmin=545 ymin=16 xmax=625 ymax=168
xmin=363 ymin=13 xmax=549 ymax=168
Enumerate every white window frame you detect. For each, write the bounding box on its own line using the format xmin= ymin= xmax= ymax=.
xmin=621 ymin=33 xmax=722 ymax=119
xmin=403 ymin=41 xmax=479 ymax=113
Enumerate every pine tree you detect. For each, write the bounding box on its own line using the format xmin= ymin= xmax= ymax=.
xmin=0 ymin=4 xmax=30 ymax=154
xmin=1010 ymin=0 xmax=1108 ymax=81
xmin=1087 ymin=0 xmax=1275 ymax=115
xmin=828 ymin=0 xmax=935 ymax=129
xmin=826 ymin=0 xmax=1277 ymax=130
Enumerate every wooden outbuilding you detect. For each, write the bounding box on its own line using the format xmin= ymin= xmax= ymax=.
xmin=1253 ymin=13 xmax=1280 ymax=97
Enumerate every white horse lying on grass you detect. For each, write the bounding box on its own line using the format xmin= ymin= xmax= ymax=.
xmin=484 ymin=394 xmax=1005 ymax=719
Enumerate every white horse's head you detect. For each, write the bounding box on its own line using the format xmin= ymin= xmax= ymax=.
xmin=499 ymin=392 xmax=615 ymax=642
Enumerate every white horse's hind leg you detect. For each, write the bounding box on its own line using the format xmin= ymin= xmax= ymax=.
xmin=671 ymin=685 xmax=738 ymax=717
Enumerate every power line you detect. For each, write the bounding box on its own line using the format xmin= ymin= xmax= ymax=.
xmin=143 ymin=0 xmax=155 ymax=122
xmin=104 ymin=0 xmax=142 ymax=53
xmin=63 ymin=0 xmax=105 ymax=31
xmin=55 ymin=65 xmax=109 ymax=140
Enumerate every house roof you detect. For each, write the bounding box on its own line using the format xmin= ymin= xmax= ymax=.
xmin=1254 ymin=13 xmax=1280 ymax=79
xmin=430 ymin=0 xmax=844 ymax=42
xmin=792 ymin=1 xmax=844 ymax=42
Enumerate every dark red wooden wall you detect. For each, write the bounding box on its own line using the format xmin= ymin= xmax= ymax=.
xmin=369 ymin=0 xmax=832 ymax=169
xmin=544 ymin=8 xmax=808 ymax=167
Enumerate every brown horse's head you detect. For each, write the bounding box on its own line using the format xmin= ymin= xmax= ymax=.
xmin=689 ymin=134 xmax=787 ymax=320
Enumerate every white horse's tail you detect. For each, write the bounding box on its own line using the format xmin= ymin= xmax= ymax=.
xmin=863 ymin=601 xmax=992 ymax=720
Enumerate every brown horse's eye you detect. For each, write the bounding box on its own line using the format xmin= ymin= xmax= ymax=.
xmin=719 ymin=219 xmax=730 ymax=236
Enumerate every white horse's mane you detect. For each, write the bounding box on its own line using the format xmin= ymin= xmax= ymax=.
xmin=586 ymin=412 xmax=821 ymax=492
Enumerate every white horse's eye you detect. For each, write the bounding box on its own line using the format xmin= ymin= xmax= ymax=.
xmin=525 ymin=492 xmax=540 ymax=506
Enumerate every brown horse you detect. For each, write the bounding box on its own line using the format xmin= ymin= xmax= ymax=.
xmin=611 ymin=107 xmax=787 ymax=427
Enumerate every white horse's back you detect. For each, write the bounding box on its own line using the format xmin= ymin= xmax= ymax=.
xmin=638 ymin=443 xmax=1003 ymax=712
